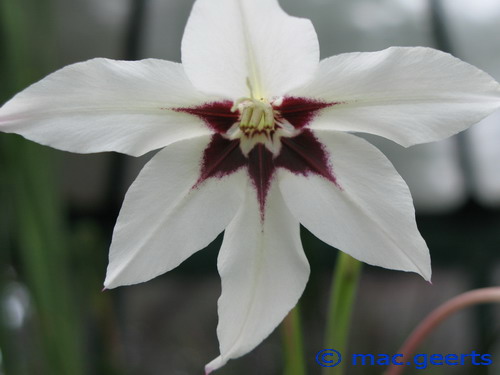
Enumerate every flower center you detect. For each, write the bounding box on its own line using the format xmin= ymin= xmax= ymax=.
xmin=231 ymin=98 xmax=276 ymax=137
xmin=228 ymin=97 xmax=296 ymax=156
xmin=174 ymin=95 xmax=338 ymax=158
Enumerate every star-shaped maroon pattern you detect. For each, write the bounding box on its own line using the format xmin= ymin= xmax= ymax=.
xmin=176 ymin=97 xmax=340 ymax=216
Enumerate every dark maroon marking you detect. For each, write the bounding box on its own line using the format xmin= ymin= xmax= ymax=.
xmin=180 ymin=98 xmax=340 ymax=218
xmin=247 ymin=145 xmax=276 ymax=217
xmin=174 ymin=100 xmax=237 ymax=133
xmin=277 ymin=96 xmax=338 ymax=129
xmin=277 ymin=130 xmax=338 ymax=186
xmin=175 ymin=97 xmax=338 ymax=134
xmin=196 ymin=135 xmax=247 ymax=185
xmin=195 ymin=132 xmax=338 ymax=219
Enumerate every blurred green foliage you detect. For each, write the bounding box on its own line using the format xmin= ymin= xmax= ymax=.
xmin=0 ymin=1 xmax=118 ymax=374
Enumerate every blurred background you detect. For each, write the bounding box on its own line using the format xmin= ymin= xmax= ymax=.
xmin=0 ymin=0 xmax=499 ymax=374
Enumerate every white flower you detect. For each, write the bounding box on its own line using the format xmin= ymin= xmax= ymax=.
xmin=1 ymin=0 xmax=499 ymax=372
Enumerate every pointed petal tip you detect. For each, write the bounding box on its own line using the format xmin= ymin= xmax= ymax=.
xmin=424 ymin=269 xmax=433 ymax=284
xmin=103 ymin=277 xmax=112 ymax=290
xmin=102 ymin=275 xmax=118 ymax=290
xmin=408 ymin=259 xmax=431 ymax=284
xmin=102 ymin=277 xmax=122 ymax=291
xmin=205 ymin=356 xmax=225 ymax=375
xmin=415 ymin=265 xmax=432 ymax=284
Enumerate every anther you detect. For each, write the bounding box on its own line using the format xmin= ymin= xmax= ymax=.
xmin=233 ymin=98 xmax=275 ymax=138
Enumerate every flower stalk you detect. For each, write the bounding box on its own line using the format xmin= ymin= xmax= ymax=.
xmin=385 ymin=287 xmax=500 ymax=375
xmin=282 ymin=305 xmax=307 ymax=375
xmin=323 ymin=252 xmax=362 ymax=375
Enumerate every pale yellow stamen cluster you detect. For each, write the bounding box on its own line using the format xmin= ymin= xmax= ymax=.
xmin=227 ymin=95 xmax=296 ymax=157
xmin=230 ymin=98 xmax=275 ymax=137
xmin=226 ymin=78 xmax=293 ymax=156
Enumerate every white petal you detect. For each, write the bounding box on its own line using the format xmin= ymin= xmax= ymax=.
xmin=205 ymin=184 xmax=309 ymax=373
xmin=0 ymin=58 xmax=215 ymax=156
xmin=291 ymin=47 xmax=500 ymax=147
xmin=279 ymin=131 xmax=431 ymax=280
xmin=104 ymin=136 xmax=244 ymax=288
xmin=181 ymin=0 xmax=319 ymax=99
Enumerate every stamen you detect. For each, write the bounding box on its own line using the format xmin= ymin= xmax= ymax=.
xmin=230 ymin=95 xmax=296 ymax=156
xmin=234 ymin=98 xmax=275 ymax=137
xmin=240 ymin=106 xmax=253 ymax=126
xmin=249 ymin=106 xmax=263 ymax=127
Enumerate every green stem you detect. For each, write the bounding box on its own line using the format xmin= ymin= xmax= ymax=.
xmin=282 ymin=305 xmax=307 ymax=375
xmin=323 ymin=252 xmax=362 ymax=375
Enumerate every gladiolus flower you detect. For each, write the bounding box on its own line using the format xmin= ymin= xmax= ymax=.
xmin=1 ymin=0 xmax=499 ymax=372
